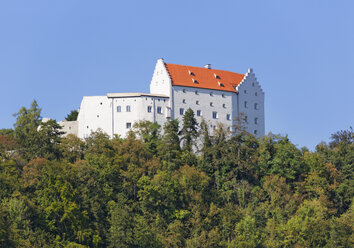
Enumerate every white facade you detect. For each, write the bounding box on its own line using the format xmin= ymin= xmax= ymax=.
xmin=76 ymin=59 xmax=265 ymax=139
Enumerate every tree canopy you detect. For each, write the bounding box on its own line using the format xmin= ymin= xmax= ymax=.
xmin=0 ymin=101 xmax=352 ymax=247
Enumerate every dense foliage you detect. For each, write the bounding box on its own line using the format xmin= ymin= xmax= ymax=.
xmin=0 ymin=101 xmax=353 ymax=247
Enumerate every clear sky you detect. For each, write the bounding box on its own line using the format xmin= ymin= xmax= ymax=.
xmin=0 ymin=0 xmax=353 ymax=150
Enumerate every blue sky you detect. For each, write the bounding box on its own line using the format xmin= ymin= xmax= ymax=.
xmin=0 ymin=0 xmax=353 ymax=149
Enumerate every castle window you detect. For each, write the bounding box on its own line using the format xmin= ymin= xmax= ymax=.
xmin=254 ymin=103 xmax=258 ymax=110
xmin=210 ymin=92 xmax=213 ymax=96
xmin=183 ymin=89 xmax=186 ymax=93
xmin=254 ymin=130 xmax=258 ymax=135
xmin=158 ymin=99 xmax=160 ymax=101
xmin=210 ymin=102 xmax=214 ymax=107
xmin=195 ymin=90 xmax=198 ymax=95
xmin=244 ymin=101 xmax=248 ymax=108
xmin=252 ymin=82 xmax=255 ymax=87
xmin=100 ymin=102 xmax=102 ymax=105
xmin=180 ymin=108 xmax=184 ymax=115
xmin=255 ymin=92 xmax=258 ymax=96
xmin=126 ymin=123 xmax=131 ymax=129
xmin=196 ymin=100 xmax=199 ymax=105
xmin=147 ymin=106 xmax=152 ymax=113
xmin=197 ymin=110 xmax=201 ymax=116
xmin=255 ymin=118 xmax=258 ymax=124
xmin=97 ymin=115 xmax=99 ymax=118
xmin=157 ymin=106 xmax=162 ymax=114
xmin=223 ymin=104 xmax=226 ymax=108
xmin=226 ymin=114 xmax=231 ymax=120
xmin=212 ymin=111 xmax=218 ymax=119
xmin=244 ymin=116 xmax=248 ymax=123
xmin=228 ymin=126 xmax=232 ymax=132
xmin=126 ymin=105 xmax=131 ymax=112
xmin=182 ymin=99 xmax=186 ymax=104
xmin=244 ymin=90 xmax=247 ymax=94
xmin=222 ymin=93 xmax=225 ymax=98
xmin=117 ymin=106 xmax=121 ymax=112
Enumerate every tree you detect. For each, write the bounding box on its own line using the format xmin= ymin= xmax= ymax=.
xmin=133 ymin=120 xmax=161 ymax=154
xmin=158 ymin=119 xmax=181 ymax=163
xmin=180 ymin=108 xmax=198 ymax=152
xmin=65 ymin=110 xmax=79 ymax=121
xmin=13 ymin=100 xmax=42 ymax=158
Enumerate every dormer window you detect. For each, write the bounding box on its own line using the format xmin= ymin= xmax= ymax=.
xmin=214 ymin=73 xmax=220 ymax=79
xmin=189 ymin=70 xmax=195 ymax=76
xmin=218 ymin=82 xmax=224 ymax=87
xmin=192 ymin=79 xmax=198 ymax=84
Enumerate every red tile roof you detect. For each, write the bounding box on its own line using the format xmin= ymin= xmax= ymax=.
xmin=165 ymin=63 xmax=245 ymax=92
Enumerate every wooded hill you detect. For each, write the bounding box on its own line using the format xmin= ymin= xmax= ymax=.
xmin=0 ymin=101 xmax=353 ymax=247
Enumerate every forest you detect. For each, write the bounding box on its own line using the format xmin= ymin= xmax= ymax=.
xmin=0 ymin=100 xmax=353 ymax=247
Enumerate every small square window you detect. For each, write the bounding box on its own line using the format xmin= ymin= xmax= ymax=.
xmin=210 ymin=102 xmax=214 ymax=107
xmin=147 ymin=106 xmax=152 ymax=113
xmin=212 ymin=111 xmax=218 ymax=119
xmin=180 ymin=108 xmax=184 ymax=115
xmin=126 ymin=105 xmax=131 ymax=112
xmin=197 ymin=110 xmax=201 ymax=116
xmin=126 ymin=123 xmax=132 ymax=129
xmin=226 ymin=114 xmax=230 ymax=120
xmin=117 ymin=106 xmax=121 ymax=112
xmin=157 ymin=106 xmax=162 ymax=114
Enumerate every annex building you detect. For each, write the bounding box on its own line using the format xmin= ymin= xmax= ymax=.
xmin=74 ymin=59 xmax=265 ymax=139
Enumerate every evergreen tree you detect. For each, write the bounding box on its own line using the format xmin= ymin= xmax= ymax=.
xmin=181 ymin=108 xmax=198 ymax=152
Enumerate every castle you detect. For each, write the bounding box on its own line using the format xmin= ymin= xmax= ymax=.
xmin=65 ymin=59 xmax=264 ymax=139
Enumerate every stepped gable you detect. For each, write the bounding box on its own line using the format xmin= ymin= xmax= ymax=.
xmin=165 ymin=63 xmax=245 ymax=92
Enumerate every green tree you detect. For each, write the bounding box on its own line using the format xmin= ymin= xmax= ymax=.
xmin=180 ymin=108 xmax=198 ymax=152
xmin=133 ymin=120 xmax=161 ymax=154
xmin=65 ymin=110 xmax=79 ymax=121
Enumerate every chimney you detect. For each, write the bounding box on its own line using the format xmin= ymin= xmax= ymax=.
xmin=204 ymin=64 xmax=211 ymax=69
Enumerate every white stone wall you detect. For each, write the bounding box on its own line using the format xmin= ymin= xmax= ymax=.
xmin=77 ymin=96 xmax=112 ymax=139
xmin=172 ymin=86 xmax=234 ymax=132
xmin=111 ymin=95 xmax=169 ymax=138
xmin=235 ymin=69 xmax=265 ymax=137
xmin=58 ymin=120 xmax=78 ymax=137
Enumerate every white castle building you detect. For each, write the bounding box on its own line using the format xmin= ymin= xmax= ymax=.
xmin=74 ymin=59 xmax=265 ymax=139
